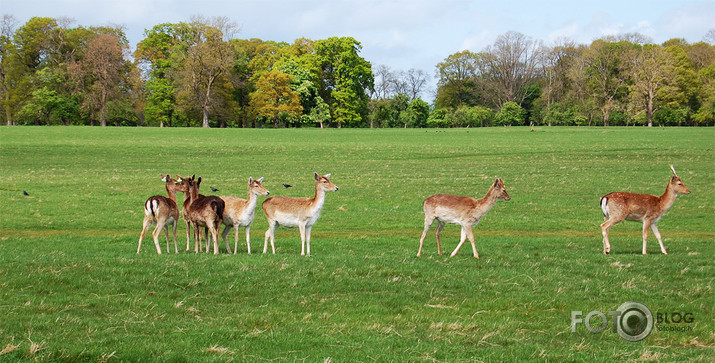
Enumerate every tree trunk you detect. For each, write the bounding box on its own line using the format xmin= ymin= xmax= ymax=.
xmin=202 ymin=107 xmax=210 ymax=128
xmin=647 ymin=92 xmax=654 ymax=127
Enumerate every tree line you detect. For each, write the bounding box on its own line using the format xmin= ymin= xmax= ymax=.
xmin=1 ymin=15 xmax=713 ymax=127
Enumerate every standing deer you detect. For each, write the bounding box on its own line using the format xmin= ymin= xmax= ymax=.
xmin=417 ymin=178 xmax=511 ymax=258
xmin=600 ymin=165 xmax=691 ymax=255
xmin=220 ymin=177 xmax=270 ymax=254
xmin=182 ymin=176 xmax=225 ymax=254
xmin=137 ymin=174 xmax=187 ymax=254
xmin=262 ymin=173 xmax=338 ymax=255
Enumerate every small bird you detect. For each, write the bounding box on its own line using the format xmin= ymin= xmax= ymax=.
xmin=210 ymin=186 xmax=219 ymax=192
xmin=282 ymin=183 xmax=292 ymax=188
xmin=23 ymin=190 xmax=29 ymax=196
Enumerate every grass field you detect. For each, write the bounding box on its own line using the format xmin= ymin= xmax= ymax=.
xmin=0 ymin=126 xmax=713 ymax=361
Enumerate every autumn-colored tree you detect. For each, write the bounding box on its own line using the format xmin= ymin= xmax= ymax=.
xmin=250 ymin=69 xmax=302 ymax=127
xmin=69 ymin=33 xmax=127 ymax=126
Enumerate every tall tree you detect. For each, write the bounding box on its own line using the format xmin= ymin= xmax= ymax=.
xmin=135 ymin=22 xmax=195 ymax=126
xmin=69 ymin=33 xmax=127 ymax=126
xmin=0 ymin=15 xmax=19 ymax=125
xmin=434 ymin=50 xmax=480 ymax=109
xmin=480 ymin=31 xmax=544 ymax=108
xmin=315 ymin=37 xmax=374 ymax=127
xmin=250 ymin=69 xmax=302 ymax=127
xmin=629 ymin=44 xmax=676 ymax=126
xmin=177 ymin=18 xmax=237 ymax=128
xmin=583 ymin=40 xmax=634 ymax=126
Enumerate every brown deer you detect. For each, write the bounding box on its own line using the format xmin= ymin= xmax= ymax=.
xmin=137 ymin=174 xmax=187 ymax=254
xmin=600 ymin=165 xmax=691 ymax=255
xmin=262 ymin=173 xmax=338 ymax=255
xmin=418 ymin=178 xmax=511 ymax=258
xmin=183 ymin=176 xmax=226 ymax=254
xmin=221 ymin=177 xmax=270 ymax=254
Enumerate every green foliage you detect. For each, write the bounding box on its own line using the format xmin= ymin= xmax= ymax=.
xmin=495 ymin=101 xmax=525 ymax=126
xmin=315 ymin=37 xmax=374 ymax=127
xmin=0 ymin=127 xmax=712 ymax=361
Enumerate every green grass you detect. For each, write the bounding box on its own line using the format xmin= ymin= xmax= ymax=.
xmin=0 ymin=126 xmax=713 ymax=361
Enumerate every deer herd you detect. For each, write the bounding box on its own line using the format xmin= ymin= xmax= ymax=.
xmin=138 ymin=166 xmax=691 ymax=257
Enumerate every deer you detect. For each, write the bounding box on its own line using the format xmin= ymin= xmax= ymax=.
xmin=600 ymin=165 xmax=691 ymax=255
xmin=182 ymin=175 xmax=226 ymax=254
xmin=178 ymin=174 xmax=197 ymax=251
xmin=417 ymin=177 xmax=511 ymax=258
xmin=262 ymin=173 xmax=338 ymax=256
xmin=220 ymin=177 xmax=270 ymax=254
xmin=137 ymin=174 xmax=187 ymax=254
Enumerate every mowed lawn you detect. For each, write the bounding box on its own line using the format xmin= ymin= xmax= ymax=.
xmin=0 ymin=126 xmax=713 ymax=361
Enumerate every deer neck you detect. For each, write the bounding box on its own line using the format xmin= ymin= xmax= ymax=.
xmin=165 ymin=183 xmax=177 ymax=203
xmin=659 ymin=182 xmax=678 ymax=212
xmin=312 ymin=183 xmax=327 ymax=210
xmin=478 ymin=185 xmax=500 ymax=211
xmin=246 ymin=189 xmax=259 ymax=210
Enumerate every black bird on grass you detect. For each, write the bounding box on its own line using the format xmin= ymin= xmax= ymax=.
xmin=282 ymin=183 xmax=292 ymax=188
xmin=23 ymin=190 xmax=29 ymax=196
xmin=210 ymin=186 xmax=219 ymax=192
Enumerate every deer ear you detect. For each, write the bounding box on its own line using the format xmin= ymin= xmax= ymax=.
xmin=257 ymin=177 xmax=264 ymax=183
xmin=248 ymin=177 xmax=253 ymax=185
xmin=197 ymin=177 xmax=202 ymax=186
xmin=314 ymin=172 xmax=320 ymax=181
xmin=324 ymin=173 xmax=331 ymax=179
xmin=670 ymin=165 xmax=678 ymax=176
xmin=161 ymin=175 xmax=168 ymax=182
xmin=494 ymin=177 xmax=500 ymax=186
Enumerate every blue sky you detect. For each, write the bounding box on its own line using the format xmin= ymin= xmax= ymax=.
xmin=4 ymin=0 xmax=714 ymax=97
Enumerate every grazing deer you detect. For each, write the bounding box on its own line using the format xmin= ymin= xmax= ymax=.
xmin=262 ymin=173 xmax=339 ymax=255
xmin=418 ymin=178 xmax=511 ymax=258
xmin=137 ymin=174 xmax=187 ymax=254
xmin=600 ymin=165 xmax=691 ymax=255
xmin=220 ymin=177 xmax=270 ymax=254
xmin=183 ymin=176 xmax=226 ymax=254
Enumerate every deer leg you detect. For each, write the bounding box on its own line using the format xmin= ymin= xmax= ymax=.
xmin=641 ymin=220 xmax=651 ymax=255
xmin=299 ymin=223 xmax=307 ymax=256
xmin=264 ymin=221 xmax=276 ymax=254
xmin=305 ymin=225 xmax=313 ymax=256
xmin=185 ymin=219 xmax=191 ymax=251
xmin=163 ymin=224 xmax=170 ymax=254
xmin=138 ymin=217 xmax=152 ymax=254
xmin=221 ymin=225 xmax=232 ymax=253
xmin=194 ymin=223 xmax=201 ymax=253
xmin=172 ymin=221 xmax=178 ymax=253
xmin=650 ymin=224 xmax=667 ymax=255
xmin=435 ymin=221 xmax=445 ymax=255
xmin=212 ymin=224 xmax=220 ymax=255
xmin=417 ymin=217 xmax=434 ymax=257
xmin=245 ymin=225 xmax=252 ymax=254
xmin=600 ymin=219 xmax=616 ymax=255
xmin=233 ymin=225 xmax=240 ymax=255
xmin=204 ymin=227 xmax=210 ymax=253
xmin=222 ymin=225 xmax=232 ymax=254
xmin=450 ymin=226 xmax=468 ymax=257
xmin=465 ymin=227 xmax=478 ymax=258
xmin=151 ymin=219 xmax=165 ymax=254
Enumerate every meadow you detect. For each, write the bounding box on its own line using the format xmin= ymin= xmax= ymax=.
xmin=0 ymin=126 xmax=713 ymax=361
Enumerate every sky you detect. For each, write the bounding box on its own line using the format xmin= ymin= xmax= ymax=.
xmin=3 ymin=0 xmax=714 ymax=98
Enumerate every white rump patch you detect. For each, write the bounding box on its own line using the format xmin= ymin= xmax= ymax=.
xmin=600 ymin=197 xmax=609 ymax=218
